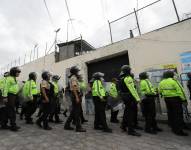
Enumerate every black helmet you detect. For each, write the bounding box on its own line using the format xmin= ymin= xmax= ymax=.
xmin=187 ymin=72 xmax=191 ymax=79
xmin=139 ymin=72 xmax=148 ymax=80
xmin=42 ymin=71 xmax=50 ymax=80
xmin=92 ymin=72 xmax=104 ymax=79
xmin=52 ymin=75 xmax=60 ymax=81
xmin=163 ymin=71 xmax=174 ymax=79
xmin=70 ymin=66 xmax=80 ymax=75
xmin=10 ymin=67 xmax=21 ymax=76
xmin=121 ymin=65 xmax=131 ymax=75
xmin=4 ymin=72 xmax=9 ymax=77
xmin=29 ymin=72 xmax=37 ymax=80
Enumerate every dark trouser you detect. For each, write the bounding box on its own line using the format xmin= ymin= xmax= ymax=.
xmin=65 ymin=93 xmax=81 ymax=129
xmin=2 ymin=93 xmax=17 ymax=127
xmin=49 ymin=97 xmax=60 ymax=122
xmin=15 ymin=96 xmax=20 ymax=113
xmin=133 ymin=103 xmax=138 ymax=127
xmin=93 ymin=96 xmax=108 ymax=129
xmin=165 ymin=97 xmax=184 ymax=133
xmin=0 ymin=95 xmax=7 ymax=126
xmin=25 ymin=97 xmax=38 ymax=122
xmin=37 ymin=103 xmax=51 ymax=128
xmin=122 ymin=98 xmax=137 ymax=133
xmin=110 ymin=110 xmax=119 ymax=121
xmin=142 ymin=96 xmax=157 ymax=130
xmin=20 ymin=103 xmax=26 ymax=119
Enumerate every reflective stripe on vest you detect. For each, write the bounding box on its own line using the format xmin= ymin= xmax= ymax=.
xmin=92 ymin=80 xmax=106 ymax=97
xmin=109 ymin=83 xmax=118 ymax=98
xmin=52 ymin=81 xmax=59 ymax=95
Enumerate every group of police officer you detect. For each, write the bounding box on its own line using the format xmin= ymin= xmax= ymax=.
xmin=0 ymin=65 xmax=190 ymax=137
xmin=89 ymin=65 xmax=189 ymax=136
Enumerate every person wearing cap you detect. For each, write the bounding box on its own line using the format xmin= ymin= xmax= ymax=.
xmin=139 ymin=72 xmax=162 ymax=134
xmin=0 ymin=72 xmax=9 ymax=129
xmin=1 ymin=67 xmax=21 ymax=131
xmin=92 ymin=72 xmax=112 ymax=133
xmin=36 ymin=71 xmax=53 ymax=130
xmin=49 ymin=75 xmax=62 ymax=123
xmin=22 ymin=72 xmax=38 ymax=124
xmin=119 ymin=65 xmax=141 ymax=136
xmin=64 ymin=66 xmax=86 ymax=132
xmin=159 ymin=71 xmax=188 ymax=136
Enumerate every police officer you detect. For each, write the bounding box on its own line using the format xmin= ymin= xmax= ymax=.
xmin=0 ymin=72 xmax=9 ymax=129
xmin=109 ymin=78 xmax=119 ymax=123
xmin=1 ymin=67 xmax=21 ymax=131
xmin=119 ymin=65 xmax=141 ymax=136
xmin=92 ymin=72 xmax=112 ymax=133
xmin=22 ymin=72 xmax=38 ymax=124
xmin=64 ymin=66 xmax=86 ymax=132
xmin=36 ymin=71 xmax=53 ymax=130
xmin=159 ymin=71 xmax=188 ymax=136
xmin=139 ymin=72 xmax=162 ymax=134
xmin=49 ymin=75 xmax=62 ymax=123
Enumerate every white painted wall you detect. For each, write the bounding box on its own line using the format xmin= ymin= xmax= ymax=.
xmin=19 ymin=19 xmax=191 ymax=87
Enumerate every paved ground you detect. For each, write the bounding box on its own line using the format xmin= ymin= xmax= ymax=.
xmin=0 ymin=113 xmax=191 ymax=150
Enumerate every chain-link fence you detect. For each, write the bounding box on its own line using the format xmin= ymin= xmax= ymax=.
xmin=108 ymin=0 xmax=191 ymax=43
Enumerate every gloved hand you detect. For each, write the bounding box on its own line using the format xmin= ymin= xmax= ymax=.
xmin=182 ymin=101 xmax=188 ymax=106
xmin=3 ymin=97 xmax=8 ymax=103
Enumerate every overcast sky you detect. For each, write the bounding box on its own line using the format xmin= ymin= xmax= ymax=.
xmin=0 ymin=0 xmax=191 ymax=71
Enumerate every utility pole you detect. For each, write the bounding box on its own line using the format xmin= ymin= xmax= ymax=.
xmin=108 ymin=20 xmax=113 ymax=44
xmin=33 ymin=44 xmax=38 ymax=61
xmin=134 ymin=8 xmax=141 ymax=36
xmin=30 ymin=50 xmax=32 ymax=62
xmin=55 ymin=28 xmax=60 ymax=52
xmin=172 ymin=0 xmax=180 ymax=22
xmin=24 ymin=54 xmax=26 ymax=65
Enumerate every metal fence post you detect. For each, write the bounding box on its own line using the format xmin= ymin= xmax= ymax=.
xmin=134 ymin=8 xmax=141 ymax=36
xmin=108 ymin=20 xmax=113 ymax=43
xmin=172 ymin=0 xmax=180 ymax=22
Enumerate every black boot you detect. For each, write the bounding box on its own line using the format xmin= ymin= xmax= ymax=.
xmin=103 ymin=128 xmax=112 ymax=133
xmin=43 ymin=121 xmax=52 ymax=130
xmin=153 ymin=127 xmax=163 ymax=132
xmin=10 ymin=125 xmax=20 ymax=132
xmin=145 ymin=129 xmax=157 ymax=134
xmin=76 ymin=127 xmax=86 ymax=132
xmin=63 ymin=110 xmax=68 ymax=117
xmin=36 ymin=120 xmax=42 ymax=128
xmin=128 ymin=130 xmax=141 ymax=136
xmin=1 ymin=124 xmax=10 ymax=129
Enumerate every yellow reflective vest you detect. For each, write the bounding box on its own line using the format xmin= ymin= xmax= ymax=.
xmin=159 ymin=78 xmax=186 ymax=101
xmin=92 ymin=80 xmax=106 ymax=100
xmin=22 ymin=80 xmax=38 ymax=100
xmin=124 ymin=76 xmax=140 ymax=102
xmin=6 ymin=76 xmax=19 ymax=95
xmin=109 ymin=82 xmax=118 ymax=98
xmin=140 ymin=79 xmax=156 ymax=97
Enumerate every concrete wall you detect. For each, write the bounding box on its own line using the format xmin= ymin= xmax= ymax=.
xmin=19 ymin=19 xmax=191 ymax=87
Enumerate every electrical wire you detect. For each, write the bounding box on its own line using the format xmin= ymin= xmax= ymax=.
xmin=64 ymin=0 xmax=77 ymax=37
xmin=43 ymin=0 xmax=54 ymax=27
